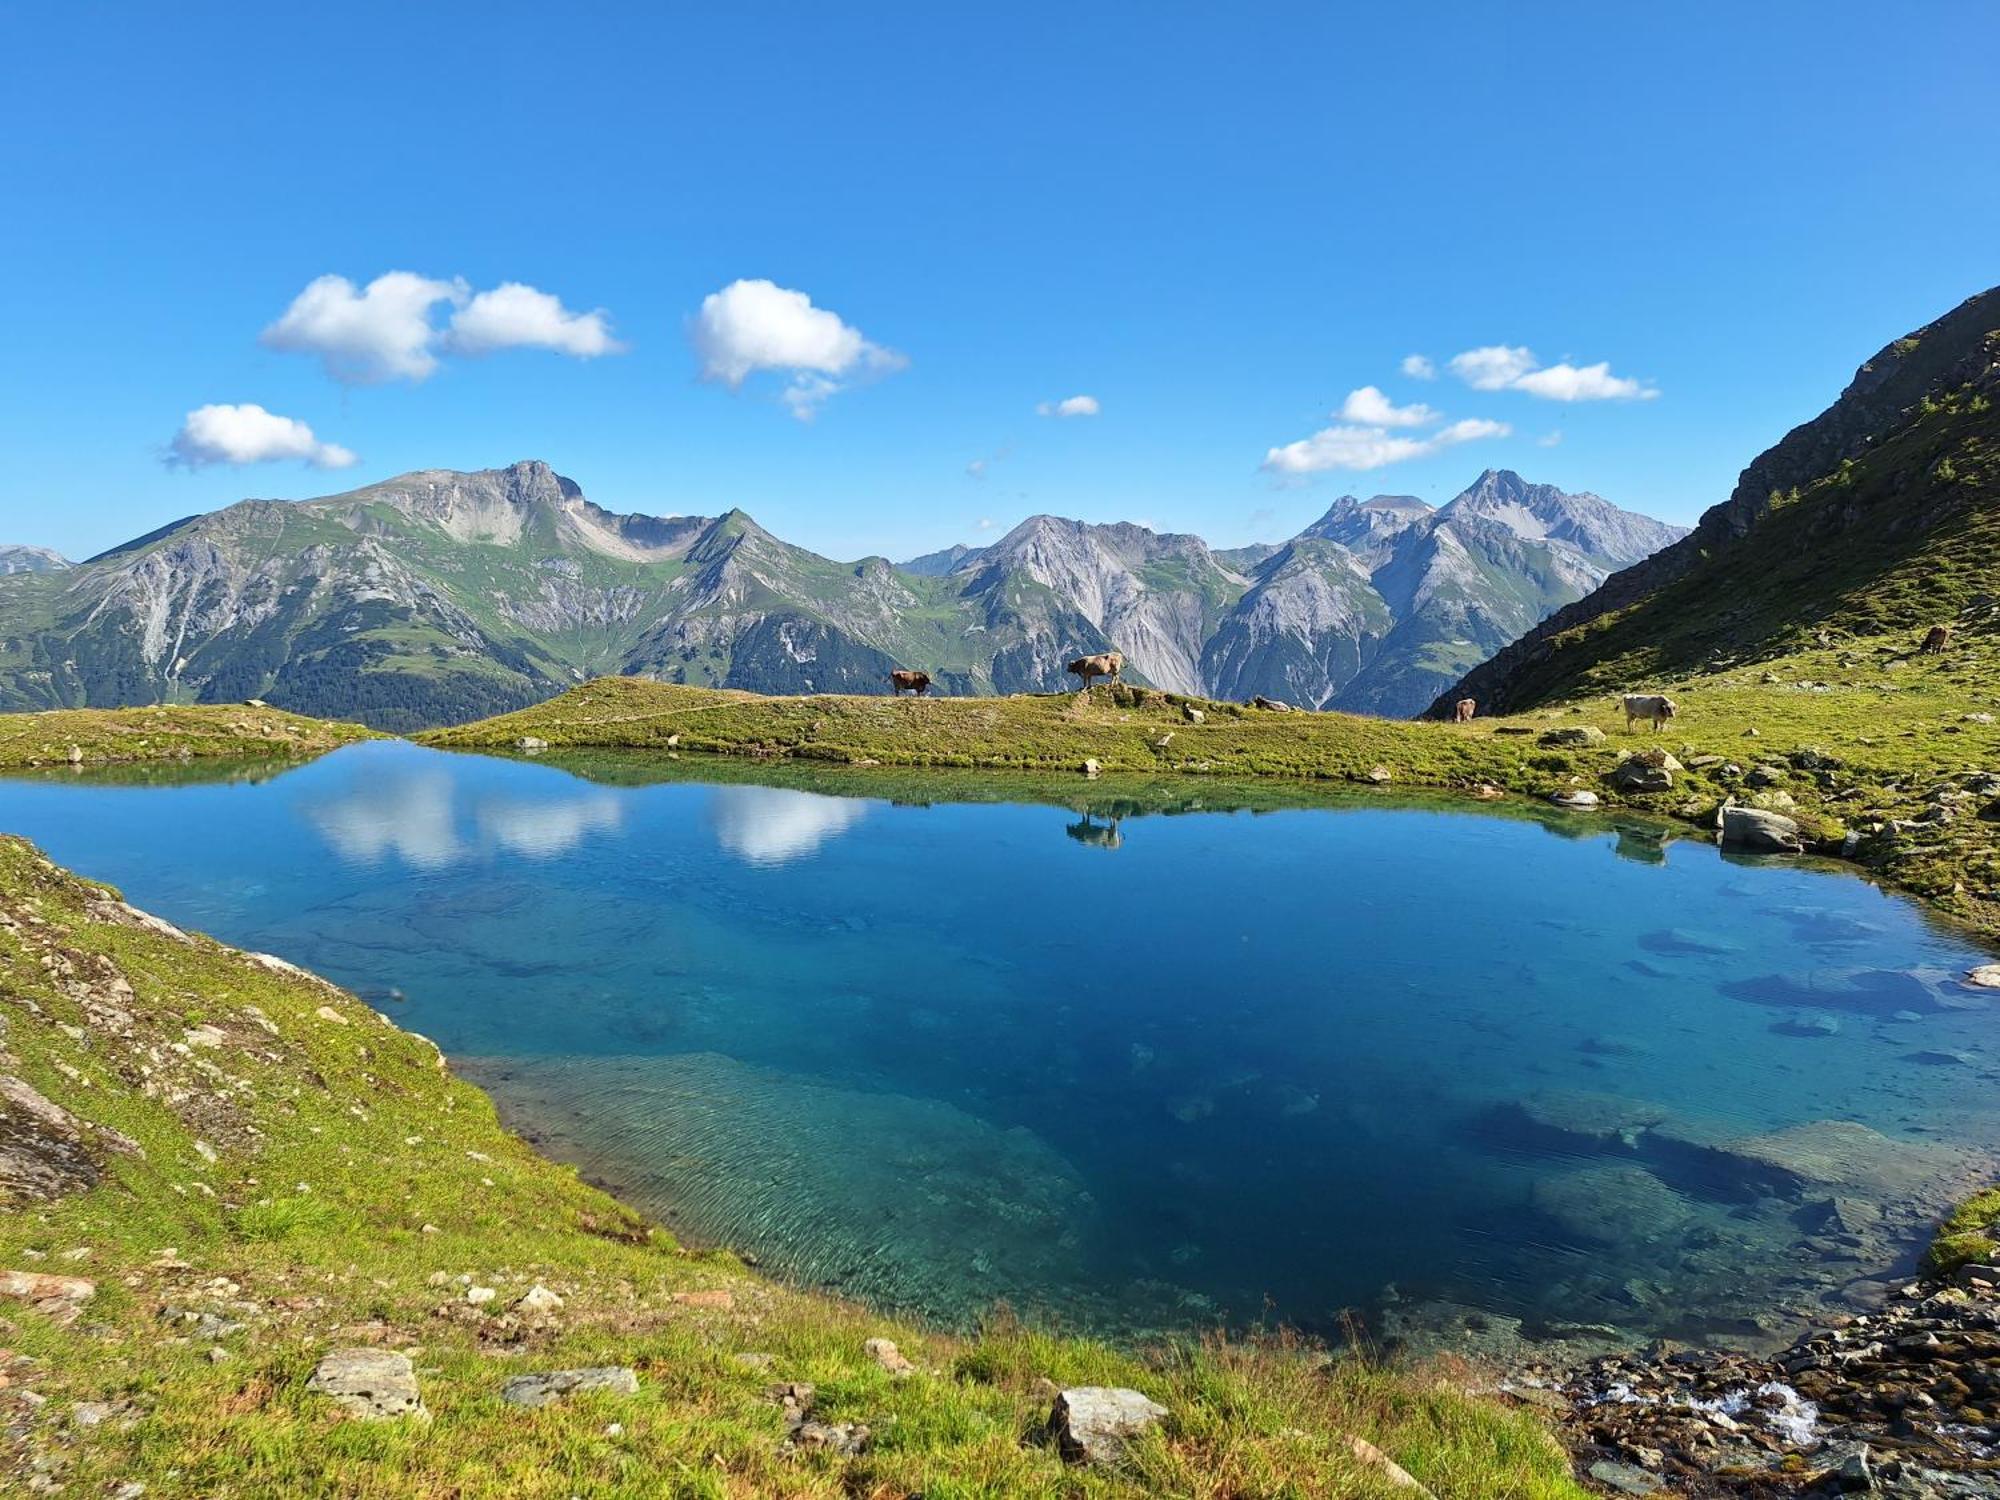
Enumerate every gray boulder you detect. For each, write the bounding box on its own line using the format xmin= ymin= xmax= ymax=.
xmin=500 ymin=1366 xmax=639 ymax=1407
xmin=1048 ymin=1385 xmax=1169 ymax=1465
xmin=307 ymin=1348 xmax=426 ymax=1421
xmin=1720 ymin=805 xmax=1805 ymax=852
xmin=1539 ymin=726 xmax=1606 ymax=748
xmin=1612 ymin=748 xmax=1682 ymax=792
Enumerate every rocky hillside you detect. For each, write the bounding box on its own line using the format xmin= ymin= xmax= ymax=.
xmin=0 ymin=462 xmax=1680 ymax=731
xmin=0 ymin=545 xmax=68 ymax=574
xmin=1439 ymin=284 xmax=2000 ymax=716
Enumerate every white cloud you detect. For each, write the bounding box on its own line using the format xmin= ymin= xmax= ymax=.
xmin=263 ymin=271 xmax=465 ymax=383
xmin=1262 ymin=417 xmax=1509 ymax=476
xmin=264 ymin=271 xmax=627 ymax=383
xmin=1449 ymin=344 xmax=1657 ymax=401
xmin=1449 ymin=345 xmax=1540 ymax=391
xmin=1400 ymin=354 xmax=1436 ymax=380
xmin=690 ymin=278 xmax=904 ymax=420
xmin=1537 ymin=429 xmax=1564 ymax=448
xmin=976 ymin=516 xmax=994 ymax=530
xmin=446 ymin=283 xmax=623 ymax=358
xmin=1036 ymin=394 xmax=1100 ymax=418
xmin=1512 ymin=361 xmax=1657 ymax=402
xmin=1337 ymin=385 xmax=1436 ymax=428
xmin=966 ymin=458 xmax=989 ymax=479
xmin=167 ymin=403 xmax=357 ymax=470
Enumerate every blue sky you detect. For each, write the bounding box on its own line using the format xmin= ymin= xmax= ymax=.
xmin=4 ymin=3 xmax=1996 ymax=564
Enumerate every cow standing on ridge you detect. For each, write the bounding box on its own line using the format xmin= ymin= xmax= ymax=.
xmin=1453 ymin=698 xmax=1477 ymax=723
xmin=1066 ymin=652 xmax=1124 ymax=693
xmin=890 ymin=669 xmax=932 ymax=697
xmin=1921 ymin=625 xmax=1951 ymax=655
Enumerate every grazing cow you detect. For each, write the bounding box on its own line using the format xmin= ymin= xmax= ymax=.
xmin=889 ymin=669 xmax=932 ymax=697
xmin=1622 ymin=693 xmax=1678 ymax=732
xmin=1066 ymin=651 xmax=1124 ymax=693
xmin=1921 ymin=624 xmax=1951 ymax=655
xmin=1453 ymin=697 xmax=1477 ymax=723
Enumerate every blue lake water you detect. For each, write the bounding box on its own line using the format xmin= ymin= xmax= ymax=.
xmin=6 ymin=741 xmax=1999 ymax=1352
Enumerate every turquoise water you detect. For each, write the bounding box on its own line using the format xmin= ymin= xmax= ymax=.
xmin=6 ymin=741 xmax=1998 ymax=1350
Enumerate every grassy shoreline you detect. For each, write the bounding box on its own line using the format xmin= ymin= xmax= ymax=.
xmin=0 ymin=702 xmax=377 ymax=769
xmin=419 ymin=643 xmax=2000 ymax=944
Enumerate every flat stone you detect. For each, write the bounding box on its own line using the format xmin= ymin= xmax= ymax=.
xmin=1964 ymin=964 xmax=2000 ymax=990
xmin=1048 ymin=1386 xmax=1169 ymax=1465
xmin=500 ymin=1366 xmax=638 ymax=1408
xmin=1589 ymin=1459 xmax=1662 ymax=1495
xmin=307 ymin=1348 xmax=426 ymax=1421
xmin=1539 ymin=726 xmax=1606 ymax=748
xmin=1550 ymin=790 xmax=1600 ymax=809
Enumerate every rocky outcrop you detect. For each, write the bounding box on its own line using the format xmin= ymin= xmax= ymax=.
xmin=0 ymin=545 xmax=68 ymax=574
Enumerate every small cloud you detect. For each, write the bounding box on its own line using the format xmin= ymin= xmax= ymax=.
xmin=690 ymin=278 xmax=904 ymax=420
xmin=263 ymin=271 xmax=464 ymax=384
xmin=446 ymin=282 xmax=623 ymax=358
xmin=966 ymin=458 xmax=989 ymax=479
xmin=1262 ymin=417 xmax=1509 ymax=477
xmin=1338 ymin=385 xmax=1436 ymax=429
xmin=1513 ymin=361 xmax=1657 ymax=402
xmin=167 ymin=403 xmax=357 ymax=470
xmin=1449 ymin=345 xmax=1539 ymax=391
xmin=265 ymin=271 xmax=626 ymax=383
xmin=1036 ymin=394 xmax=1100 ymax=418
xmin=1449 ymin=344 xmax=1657 ymax=401
xmin=1400 ymin=354 xmax=1436 ymax=380
xmin=1536 ymin=429 xmax=1564 ymax=448
xmin=976 ymin=516 xmax=994 ymax=530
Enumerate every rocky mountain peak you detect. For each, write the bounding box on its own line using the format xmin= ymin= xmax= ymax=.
xmin=0 ymin=544 xmax=70 ymax=574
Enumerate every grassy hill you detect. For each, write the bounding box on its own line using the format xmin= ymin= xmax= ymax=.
xmin=0 ymin=834 xmax=1584 ymax=1498
xmin=1444 ymin=285 xmax=1999 ymax=715
xmin=0 ymin=702 xmax=376 ymax=770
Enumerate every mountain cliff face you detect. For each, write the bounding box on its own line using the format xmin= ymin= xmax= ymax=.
xmin=0 ymin=545 xmax=69 ymax=574
xmin=1437 ymin=285 xmax=2000 ymax=716
xmin=0 ymin=461 xmax=1681 ymax=729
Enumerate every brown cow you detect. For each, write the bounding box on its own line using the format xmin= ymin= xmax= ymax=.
xmin=889 ymin=669 xmax=932 ymax=697
xmin=1921 ymin=624 xmax=1951 ymax=656
xmin=1453 ymin=698 xmax=1477 ymax=723
xmin=1066 ymin=651 xmax=1124 ymax=693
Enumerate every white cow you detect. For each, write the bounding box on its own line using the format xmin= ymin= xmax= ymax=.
xmin=1623 ymin=693 xmax=1678 ymax=732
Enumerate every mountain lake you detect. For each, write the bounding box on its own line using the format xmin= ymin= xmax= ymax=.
xmin=7 ymin=739 xmax=1998 ymax=1353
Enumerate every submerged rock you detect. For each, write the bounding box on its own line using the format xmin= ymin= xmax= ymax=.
xmin=1047 ymin=1386 xmax=1169 ymax=1465
xmin=307 ymin=1348 xmax=426 ymax=1421
xmin=1482 ymin=1090 xmax=1669 ymax=1153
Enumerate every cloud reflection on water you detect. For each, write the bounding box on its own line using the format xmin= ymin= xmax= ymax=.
xmin=708 ymin=785 xmax=871 ymax=865
xmin=304 ymin=768 xmax=625 ymax=868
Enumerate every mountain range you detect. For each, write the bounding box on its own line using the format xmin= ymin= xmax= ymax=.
xmin=0 ymin=545 xmax=68 ymax=574
xmin=0 ymin=465 xmax=1682 ymax=731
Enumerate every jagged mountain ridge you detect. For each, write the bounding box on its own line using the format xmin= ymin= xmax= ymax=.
xmin=1437 ymin=284 xmax=2000 ymax=716
xmin=0 ymin=462 xmax=1682 ymax=730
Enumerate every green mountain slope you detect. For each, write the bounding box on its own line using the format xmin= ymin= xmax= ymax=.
xmin=1440 ymin=285 xmax=2000 ymax=715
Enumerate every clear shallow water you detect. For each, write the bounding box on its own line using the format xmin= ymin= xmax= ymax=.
xmin=6 ymin=742 xmax=1999 ymax=1350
